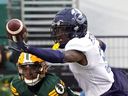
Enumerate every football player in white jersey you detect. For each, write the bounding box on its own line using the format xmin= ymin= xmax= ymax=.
xmin=14 ymin=8 xmax=128 ymax=96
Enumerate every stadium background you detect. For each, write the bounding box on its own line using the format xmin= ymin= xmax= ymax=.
xmin=0 ymin=0 xmax=128 ymax=95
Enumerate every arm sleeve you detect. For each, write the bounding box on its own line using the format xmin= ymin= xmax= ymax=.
xmin=27 ymin=47 xmax=64 ymax=63
xmin=10 ymin=82 xmax=20 ymax=96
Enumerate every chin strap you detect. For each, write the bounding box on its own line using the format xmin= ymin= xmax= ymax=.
xmin=24 ymin=74 xmax=41 ymax=86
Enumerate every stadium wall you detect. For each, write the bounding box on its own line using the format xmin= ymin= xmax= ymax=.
xmin=0 ymin=0 xmax=8 ymax=45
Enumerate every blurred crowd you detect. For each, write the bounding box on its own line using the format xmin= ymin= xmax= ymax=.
xmin=0 ymin=45 xmax=17 ymax=73
xmin=0 ymin=45 xmax=17 ymax=96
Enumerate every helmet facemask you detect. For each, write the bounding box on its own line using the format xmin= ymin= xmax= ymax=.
xmin=18 ymin=62 xmax=48 ymax=86
xmin=51 ymin=23 xmax=74 ymax=48
xmin=17 ymin=52 xmax=48 ymax=86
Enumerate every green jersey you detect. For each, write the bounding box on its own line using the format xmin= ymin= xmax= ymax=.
xmin=10 ymin=73 xmax=78 ymax=96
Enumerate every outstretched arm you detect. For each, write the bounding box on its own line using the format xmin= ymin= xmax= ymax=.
xmin=16 ymin=42 xmax=86 ymax=65
xmin=28 ymin=46 xmax=86 ymax=64
xmin=28 ymin=46 xmax=65 ymax=63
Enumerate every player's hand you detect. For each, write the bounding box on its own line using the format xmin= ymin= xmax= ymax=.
xmin=9 ymin=41 xmax=29 ymax=52
xmin=16 ymin=41 xmax=29 ymax=52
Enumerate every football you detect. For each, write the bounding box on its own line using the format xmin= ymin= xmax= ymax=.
xmin=6 ymin=19 xmax=27 ymax=42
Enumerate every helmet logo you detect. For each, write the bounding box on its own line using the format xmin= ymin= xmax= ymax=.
xmin=57 ymin=20 xmax=63 ymax=25
xmin=52 ymin=20 xmax=64 ymax=26
xmin=71 ymin=8 xmax=86 ymax=24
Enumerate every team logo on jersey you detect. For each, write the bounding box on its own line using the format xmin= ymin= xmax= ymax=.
xmin=55 ymin=83 xmax=65 ymax=95
xmin=49 ymin=80 xmax=65 ymax=96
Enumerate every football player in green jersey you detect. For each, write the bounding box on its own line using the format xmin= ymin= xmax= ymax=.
xmin=10 ymin=52 xmax=78 ymax=96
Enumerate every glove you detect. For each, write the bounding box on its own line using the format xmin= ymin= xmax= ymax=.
xmin=16 ymin=41 xmax=29 ymax=52
xmin=9 ymin=41 xmax=29 ymax=52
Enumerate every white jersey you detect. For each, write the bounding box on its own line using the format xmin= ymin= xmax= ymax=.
xmin=65 ymin=31 xmax=114 ymax=96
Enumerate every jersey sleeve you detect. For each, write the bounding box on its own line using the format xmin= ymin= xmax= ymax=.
xmin=65 ymin=37 xmax=93 ymax=52
xmin=10 ymin=82 xmax=20 ymax=96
